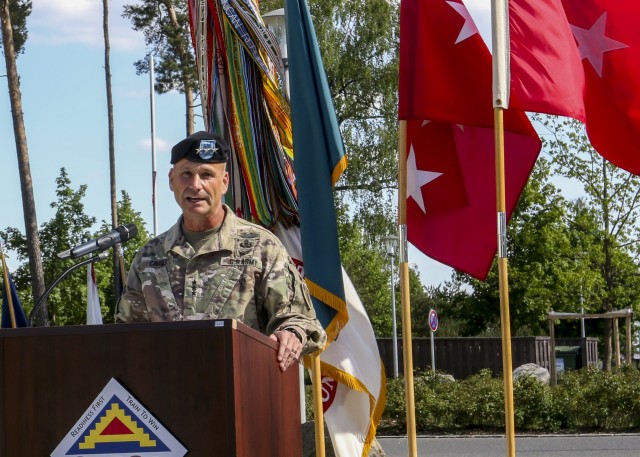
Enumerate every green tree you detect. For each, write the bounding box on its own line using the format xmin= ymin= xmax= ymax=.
xmin=310 ymin=0 xmax=399 ymax=243
xmin=1 ymin=169 xmax=96 ymax=325
xmin=541 ymin=116 xmax=640 ymax=370
xmin=123 ymin=0 xmax=197 ymax=134
xmin=412 ymin=278 xmax=472 ymax=338
xmin=1 ymin=178 xmax=151 ymax=325
xmin=336 ymin=203 xmax=450 ymax=339
xmin=451 ymin=139 xmax=640 ymax=361
xmin=337 ymin=205 xmax=391 ymax=336
xmin=0 ymin=0 xmax=29 ymax=53
xmin=456 ymin=158 xmax=604 ymax=336
xmin=95 ymin=191 xmax=151 ymax=321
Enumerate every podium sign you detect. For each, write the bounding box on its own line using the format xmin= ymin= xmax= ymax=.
xmin=0 ymin=320 xmax=301 ymax=456
xmin=51 ymin=378 xmax=188 ymax=457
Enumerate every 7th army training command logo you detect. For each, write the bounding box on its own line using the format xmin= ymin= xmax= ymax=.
xmin=51 ymin=378 xmax=187 ymax=457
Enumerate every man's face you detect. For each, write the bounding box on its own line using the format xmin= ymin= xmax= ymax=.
xmin=169 ymin=159 xmax=229 ymax=230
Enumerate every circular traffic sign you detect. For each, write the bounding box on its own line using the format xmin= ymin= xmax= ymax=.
xmin=428 ymin=309 xmax=438 ymax=332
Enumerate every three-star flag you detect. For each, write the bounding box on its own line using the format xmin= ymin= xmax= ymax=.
xmin=509 ymin=0 xmax=640 ymax=175
xmin=570 ymin=13 xmax=627 ymax=78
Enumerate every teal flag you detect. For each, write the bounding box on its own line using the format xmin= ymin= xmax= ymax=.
xmin=285 ymin=0 xmax=348 ymax=337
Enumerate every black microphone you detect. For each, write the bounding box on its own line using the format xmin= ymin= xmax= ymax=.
xmin=57 ymin=224 xmax=138 ymax=259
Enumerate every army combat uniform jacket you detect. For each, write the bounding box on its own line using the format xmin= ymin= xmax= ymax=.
xmin=116 ymin=205 xmax=326 ymax=355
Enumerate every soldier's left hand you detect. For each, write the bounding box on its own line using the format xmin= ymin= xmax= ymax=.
xmin=270 ymin=330 xmax=302 ymax=372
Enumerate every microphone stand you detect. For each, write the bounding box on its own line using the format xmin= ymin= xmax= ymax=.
xmin=28 ymin=252 xmax=110 ymax=327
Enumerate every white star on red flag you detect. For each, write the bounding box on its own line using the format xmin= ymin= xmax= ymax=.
xmin=570 ymin=12 xmax=628 ymax=77
xmin=406 ymin=144 xmax=443 ymax=214
xmin=446 ymin=1 xmax=480 ymax=44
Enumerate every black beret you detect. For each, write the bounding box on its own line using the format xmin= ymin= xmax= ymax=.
xmin=170 ymin=131 xmax=230 ymax=164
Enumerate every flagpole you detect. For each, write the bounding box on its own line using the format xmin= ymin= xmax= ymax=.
xmin=491 ymin=0 xmax=516 ymax=455
xmin=310 ymin=353 xmax=326 ymax=457
xmin=398 ymin=120 xmax=418 ymax=457
xmin=0 ymin=245 xmax=17 ymax=328
xmin=494 ymin=108 xmax=516 ymax=457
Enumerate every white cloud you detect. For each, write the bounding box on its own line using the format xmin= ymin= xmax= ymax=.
xmin=138 ymin=137 xmax=171 ymax=153
xmin=122 ymin=89 xmax=150 ymax=99
xmin=29 ymin=0 xmax=145 ymax=51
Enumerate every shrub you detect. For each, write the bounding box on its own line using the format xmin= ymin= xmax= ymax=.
xmin=378 ymin=366 xmax=640 ymax=434
xmin=555 ymin=366 xmax=640 ymax=430
xmin=455 ymin=369 xmax=504 ymax=430
xmin=514 ymin=374 xmax=562 ymax=431
xmin=413 ymin=370 xmax=461 ymax=430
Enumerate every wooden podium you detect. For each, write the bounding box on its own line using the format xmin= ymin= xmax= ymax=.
xmin=0 ymin=319 xmax=301 ymax=456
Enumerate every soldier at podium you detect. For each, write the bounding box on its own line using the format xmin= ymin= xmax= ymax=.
xmin=116 ymin=131 xmax=326 ymax=372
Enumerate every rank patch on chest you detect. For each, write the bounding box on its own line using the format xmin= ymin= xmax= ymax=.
xmin=144 ymin=259 xmax=168 ymax=267
xmin=221 ymin=257 xmax=259 ymax=267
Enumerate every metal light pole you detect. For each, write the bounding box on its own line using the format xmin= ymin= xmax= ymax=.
xmin=574 ymin=252 xmax=587 ymax=338
xmin=149 ymin=53 xmax=158 ymax=237
xmin=263 ymin=8 xmax=289 ymax=95
xmin=383 ymin=235 xmax=399 ymax=378
xmin=580 ymin=285 xmax=585 ymax=338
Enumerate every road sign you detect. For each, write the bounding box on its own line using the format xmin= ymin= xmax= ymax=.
xmin=428 ymin=309 xmax=438 ymax=332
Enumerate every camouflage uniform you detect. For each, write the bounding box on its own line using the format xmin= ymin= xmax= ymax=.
xmin=116 ymin=205 xmax=326 ymax=355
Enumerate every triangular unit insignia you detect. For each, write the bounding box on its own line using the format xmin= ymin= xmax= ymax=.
xmin=51 ymin=378 xmax=187 ymax=457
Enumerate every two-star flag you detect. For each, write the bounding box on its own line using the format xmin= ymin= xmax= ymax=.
xmin=398 ymin=0 xmax=541 ymax=280
xmin=507 ymin=0 xmax=640 ymax=175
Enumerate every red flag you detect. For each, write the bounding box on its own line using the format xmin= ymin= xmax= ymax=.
xmin=509 ymin=0 xmax=640 ymax=175
xmin=399 ymin=0 xmax=541 ymax=280
xmin=399 ymin=0 xmax=494 ymax=126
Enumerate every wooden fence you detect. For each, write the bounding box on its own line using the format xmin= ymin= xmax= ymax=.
xmin=377 ymin=337 xmax=598 ymax=379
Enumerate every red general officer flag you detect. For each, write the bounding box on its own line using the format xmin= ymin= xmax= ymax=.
xmin=509 ymin=0 xmax=640 ymax=175
xmin=399 ymin=0 xmax=541 ymax=280
xmin=406 ymin=120 xmax=539 ymax=279
xmin=399 ymin=0 xmax=494 ymax=126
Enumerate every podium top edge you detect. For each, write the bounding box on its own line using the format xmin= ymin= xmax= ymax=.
xmin=0 ymin=319 xmax=278 ymax=351
xmin=0 ymin=319 xmax=237 ymax=337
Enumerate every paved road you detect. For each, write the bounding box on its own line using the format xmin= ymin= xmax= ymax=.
xmin=377 ymin=434 xmax=640 ymax=457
